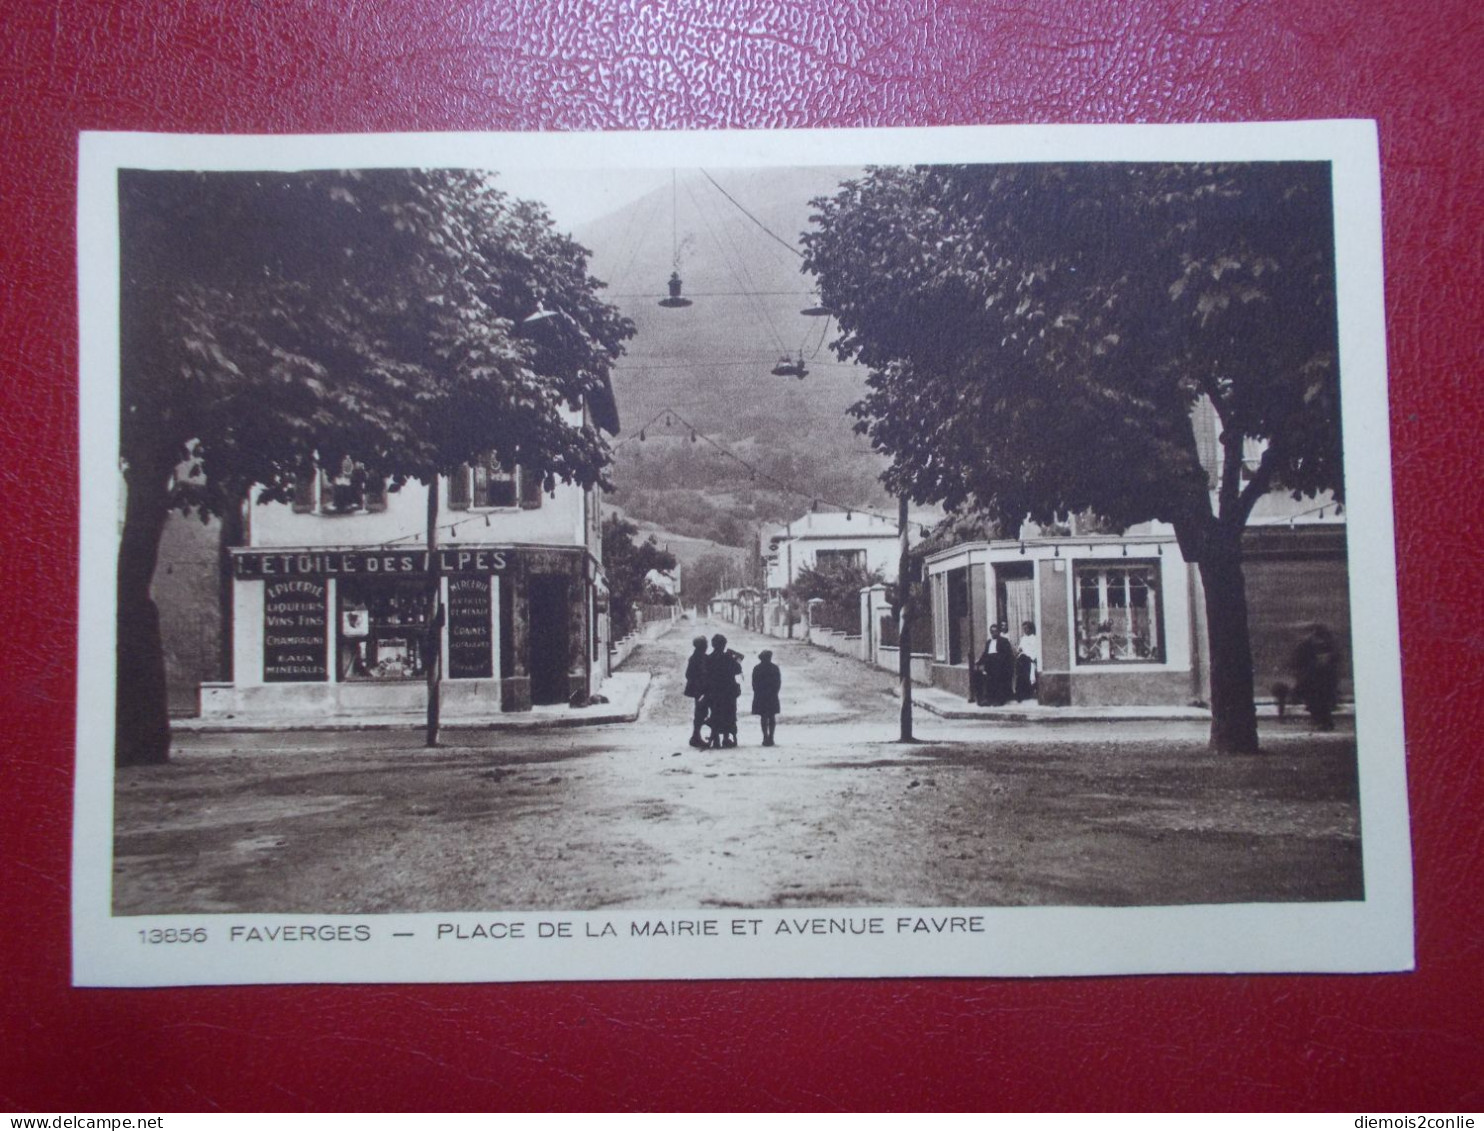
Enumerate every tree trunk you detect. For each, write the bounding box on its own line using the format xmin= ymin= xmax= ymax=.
xmin=215 ymin=487 xmax=246 ymax=681
xmin=116 ymin=459 xmax=173 ymax=766
xmin=897 ymin=495 xmax=914 ymax=743
xmin=425 ymin=480 xmax=442 ymax=748
xmin=1198 ymin=535 xmax=1261 ymax=754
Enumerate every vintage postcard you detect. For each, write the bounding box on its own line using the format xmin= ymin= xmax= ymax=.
xmin=74 ymin=122 xmax=1411 ymax=985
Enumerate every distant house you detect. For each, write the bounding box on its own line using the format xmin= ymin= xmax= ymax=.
xmin=762 ymin=509 xmax=922 ymax=594
xmin=645 ymin=565 xmax=680 ymax=599
xmin=708 ymin=586 xmax=762 ymax=631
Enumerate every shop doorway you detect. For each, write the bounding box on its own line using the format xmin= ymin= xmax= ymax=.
xmin=995 ymin=562 xmax=1035 ymax=637
xmin=946 ymin=567 xmax=970 ymax=664
xmin=528 ymin=575 xmax=570 ymax=705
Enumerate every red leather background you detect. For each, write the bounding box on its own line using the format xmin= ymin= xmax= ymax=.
xmin=3 ymin=1 xmax=1480 ymax=1112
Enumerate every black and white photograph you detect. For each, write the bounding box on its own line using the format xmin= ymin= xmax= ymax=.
xmin=73 ymin=124 xmax=1411 ymax=985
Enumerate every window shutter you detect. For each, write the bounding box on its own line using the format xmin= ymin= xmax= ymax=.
xmin=519 ymin=467 xmax=544 ymax=509
xmin=290 ymin=471 xmax=314 ymax=510
xmin=292 ymin=472 xmax=316 ymax=513
xmin=448 ymin=464 xmax=470 ymax=511
xmin=365 ymin=475 xmax=388 ymax=513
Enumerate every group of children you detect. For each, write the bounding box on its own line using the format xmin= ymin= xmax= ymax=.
xmin=683 ymin=634 xmax=782 ymax=749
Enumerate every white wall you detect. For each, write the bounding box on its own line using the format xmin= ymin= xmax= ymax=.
xmin=791 ymin=535 xmax=899 ymax=581
xmin=251 ymin=475 xmax=585 ymax=550
xmin=233 ymin=577 xmax=265 ymax=687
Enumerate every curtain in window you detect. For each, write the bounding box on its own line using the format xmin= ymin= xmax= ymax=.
xmin=1002 ymin=576 xmax=1035 ymax=638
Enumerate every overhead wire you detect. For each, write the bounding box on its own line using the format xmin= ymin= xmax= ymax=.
xmin=614 ymin=356 xmax=861 ymax=370
xmin=804 ymin=312 xmax=833 ymax=361
xmin=607 ymin=188 xmax=664 ymax=293
xmin=699 ymin=169 xmax=805 ymax=259
xmin=606 ymin=290 xmax=817 ymax=299
xmin=363 ymin=402 xmax=905 ymax=552
xmin=695 ymin=168 xmax=830 ymax=367
xmin=609 ymin=404 xmax=927 ymax=536
xmin=670 ymin=169 xmax=679 ymax=271
xmin=363 ymin=175 xmax=892 ymax=549
xmin=683 ymin=173 xmax=788 ymax=356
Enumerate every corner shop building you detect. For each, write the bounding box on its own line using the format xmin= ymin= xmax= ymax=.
xmin=199 ymin=459 xmax=609 ymax=722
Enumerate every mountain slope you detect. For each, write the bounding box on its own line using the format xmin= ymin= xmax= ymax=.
xmin=573 ymin=167 xmax=897 ymax=543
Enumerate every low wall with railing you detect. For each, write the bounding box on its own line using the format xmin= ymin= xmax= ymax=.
xmin=610 ymin=607 xmax=682 ymax=670
xmin=806 ymin=627 xmax=862 ymax=656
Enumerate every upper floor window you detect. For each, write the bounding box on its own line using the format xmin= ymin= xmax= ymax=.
xmin=291 ymin=458 xmax=387 ymax=515
xmin=448 ymin=456 xmax=544 ymax=511
xmin=814 ymin=548 xmax=866 ymax=571
xmin=1075 ymin=561 xmax=1164 ymax=664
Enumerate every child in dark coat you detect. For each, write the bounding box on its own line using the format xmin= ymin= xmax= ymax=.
xmin=751 ymin=650 xmax=782 ymax=747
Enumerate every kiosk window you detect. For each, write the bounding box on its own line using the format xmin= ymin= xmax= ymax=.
xmin=1075 ymin=562 xmax=1164 ymax=664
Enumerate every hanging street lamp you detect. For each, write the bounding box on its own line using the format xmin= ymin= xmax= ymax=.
xmin=658 ymin=270 xmax=692 ymax=308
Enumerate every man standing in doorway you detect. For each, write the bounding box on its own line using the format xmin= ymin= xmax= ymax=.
xmin=975 ymin=623 xmax=1016 ymax=707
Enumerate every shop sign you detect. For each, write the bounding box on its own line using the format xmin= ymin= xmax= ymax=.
xmin=234 ymin=548 xmax=511 ymax=578
xmin=447 ymin=576 xmax=493 ymax=680
xmin=263 ymin=578 xmax=327 ymax=682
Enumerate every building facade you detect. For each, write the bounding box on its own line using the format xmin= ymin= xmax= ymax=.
xmin=762 ymin=510 xmax=907 ymax=594
xmin=920 ymin=515 xmax=1351 ymax=708
xmin=200 ymin=412 xmax=613 ymax=721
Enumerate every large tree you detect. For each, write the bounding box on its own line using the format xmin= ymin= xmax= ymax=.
xmin=803 ymin=163 xmax=1340 ymax=752
xmin=118 ymin=169 xmax=632 ymax=764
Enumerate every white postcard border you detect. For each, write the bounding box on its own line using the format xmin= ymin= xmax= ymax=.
xmin=74 ymin=121 xmax=1412 ymax=986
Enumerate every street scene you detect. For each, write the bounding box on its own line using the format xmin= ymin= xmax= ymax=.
xmin=113 ymin=615 xmax=1361 ymax=914
xmin=103 ymin=151 xmax=1368 ymax=927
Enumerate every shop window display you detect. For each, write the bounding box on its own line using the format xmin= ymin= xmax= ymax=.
xmin=337 ymin=578 xmax=430 ymax=681
xmin=1075 ymin=562 xmax=1164 ymax=664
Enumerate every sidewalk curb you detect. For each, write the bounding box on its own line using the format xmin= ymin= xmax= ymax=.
xmin=900 ymin=687 xmax=1352 ymax=724
xmin=173 ymin=673 xmax=652 ymax=735
xmin=908 ymin=695 xmax=1210 ymax=723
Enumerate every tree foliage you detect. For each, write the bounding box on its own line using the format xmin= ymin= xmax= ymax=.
xmin=802 ymin=163 xmax=1340 ymax=751
xmin=121 ymin=169 xmax=633 ymax=510
xmin=681 ymin=553 xmax=736 ymax=610
xmin=601 ymin=515 xmax=678 ymax=639
xmin=791 ymin=557 xmax=885 ymax=633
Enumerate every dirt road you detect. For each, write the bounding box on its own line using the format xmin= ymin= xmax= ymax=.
xmin=113 ymin=618 xmax=1363 ymax=914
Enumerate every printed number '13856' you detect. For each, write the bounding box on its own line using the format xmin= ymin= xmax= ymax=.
xmin=138 ymin=927 xmax=208 ymax=944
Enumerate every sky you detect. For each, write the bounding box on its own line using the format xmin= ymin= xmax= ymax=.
xmin=487 ymin=166 xmax=674 ymax=233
